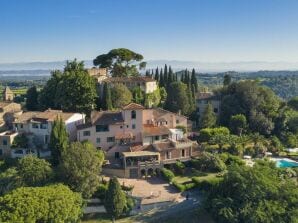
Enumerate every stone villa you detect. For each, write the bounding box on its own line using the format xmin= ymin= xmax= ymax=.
xmin=77 ymin=103 xmax=199 ymax=178
xmin=0 ymin=109 xmax=85 ymax=158
xmin=196 ymin=92 xmax=221 ymax=118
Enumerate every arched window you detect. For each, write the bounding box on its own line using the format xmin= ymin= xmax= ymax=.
xmin=131 ymin=110 xmax=136 ymax=119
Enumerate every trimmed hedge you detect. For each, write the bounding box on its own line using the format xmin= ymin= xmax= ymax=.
xmin=172 ymin=180 xmax=196 ymax=192
xmin=192 ymin=176 xmax=223 ymax=191
xmin=161 ymin=168 xmax=175 ymax=182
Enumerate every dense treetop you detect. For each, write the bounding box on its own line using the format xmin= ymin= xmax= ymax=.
xmin=93 ymin=48 xmax=146 ymax=77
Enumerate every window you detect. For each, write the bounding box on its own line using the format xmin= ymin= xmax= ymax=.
xmin=107 ymin=137 xmax=115 ymax=142
xmin=214 ymin=108 xmax=218 ymax=113
xmin=126 ymin=125 xmax=129 ymax=128
xmin=20 ymin=124 xmax=23 ymax=128
xmin=131 ymin=110 xmax=136 ymax=119
xmin=0 ymin=149 xmax=2 ymax=156
xmin=32 ymin=123 xmax=39 ymax=129
xmin=45 ymin=135 xmax=49 ymax=144
xmin=96 ymin=138 xmax=101 ymax=143
xmin=176 ymin=119 xmax=180 ymax=124
xmin=166 ymin=151 xmax=171 ymax=159
xmin=2 ymin=139 xmax=7 ymax=146
xmin=115 ymin=152 xmax=120 ymax=159
xmin=96 ymin=125 xmax=109 ymax=132
xmin=40 ymin=123 xmax=48 ymax=129
xmin=162 ymin=134 xmax=168 ymax=139
xmin=154 ymin=136 xmax=159 ymax=140
xmin=120 ymin=125 xmax=123 ymax=129
xmin=196 ymin=107 xmax=200 ymax=112
xmin=132 ymin=124 xmax=136 ymax=129
xmin=181 ymin=149 xmax=185 ymax=157
xmin=83 ymin=131 xmax=91 ymax=136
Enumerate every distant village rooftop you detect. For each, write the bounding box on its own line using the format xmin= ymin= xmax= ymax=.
xmin=14 ymin=109 xmax=79 ymax=123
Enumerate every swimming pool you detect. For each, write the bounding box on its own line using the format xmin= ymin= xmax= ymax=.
xmin=274 ymin=158 xmax=298 ymax=168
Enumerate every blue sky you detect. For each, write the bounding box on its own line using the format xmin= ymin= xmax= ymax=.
xmin=1 ymin=0 xmax=298 ymax=63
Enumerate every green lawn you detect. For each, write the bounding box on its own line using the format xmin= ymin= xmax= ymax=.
xmin=172 ymin=169 xmax=220 ymax=184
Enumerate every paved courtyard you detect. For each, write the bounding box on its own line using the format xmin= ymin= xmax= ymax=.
xmin=118 ymin=177 xmax=183 ymax=205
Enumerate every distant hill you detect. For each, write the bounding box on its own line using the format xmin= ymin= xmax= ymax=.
xmin=2 ymin=60 xmax=298 ymax=72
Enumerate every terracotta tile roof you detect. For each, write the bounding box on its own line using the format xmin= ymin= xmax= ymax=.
xmin=103 ymin=76 xmax=155 ymax=83
xmin=152 ymin=141 xmax=176 ymax=152
xmin=151 ymin=107 xmax=188 ymax=119
xmin=115 ymin=132 xmax=134 ymax=140
xmin=76 ymin=122 xmax=92 ymax=130
xmin=14 ymin=109 xmax=76 ymax=123
xmin=0 ymin=102 xmax=19 ymax=109
xmin=143 ymin=124 xmax=171 ymax=137
xmin=122 ymin=151 xmax=159 ymax=157
xmin=122 ymin=103 xmax=144 ymax=110
xmin=196 ymin=92 xmax=219 ymax=100
xmin=91 ymin=111 xmax=124 ymax=125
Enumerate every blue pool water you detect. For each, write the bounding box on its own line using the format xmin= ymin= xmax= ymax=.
xmin=275 ymin=159 xmax=298 ymax=168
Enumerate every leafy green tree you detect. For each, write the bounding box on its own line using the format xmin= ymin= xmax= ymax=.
xmin=0 ymin=184 xmax=83 ymax=223
xmin=223 ymin=74 xmax=232 ymax=86
xmin=205 ymin=162 xmax=298 ymax=223
xmin=101 ymin=82 xmax=113 ymax=110
xmin=105 ymin=177 xmax=127 ymax=222
xmin=164 ymin=82 xmax=189 ymax=115
xmin=93 ymin=48 xmax=146 ymax=77
xmin=17 ymin=155 xmax=53 ymax=187
xmin=39 ymin=60 xmax=97 ymax=115
xmin=191 ymin=152 xmax=226 ymax=172
xmin=60 ymin=141 xmax=104 ymax=198
xmin=220 ymin=80 xmax=280 ymax=135
xmin=288 ymin=96 xmax=298 ymax=110
xmin=111 ymin=84 xmax=132 ymax=108
xmin=229 ymin=114 xmax=247 ymax=135
xmin=159 ymin=87 xmax=167 ymax=105
xmin=0 ymin=168 xmax=22 ymax=196
xmin=132 ymin=86 xmax=145 ymax=105
xmin=145 ymin=88 xmax=161 ymax=108
xmin=200 ymin=103 xmax=217 ymax=128
xmin=57 ymin=61 xmax=97 ymax=114
xmin=11 ymin=134 xmax=28 ymax=148
xmin=199 ymin=127 xmax=230 ymax=142
xmin=49 ymin=117 xmax=68 ymax=166
xmin=25 ymin=86 xmax=39 ymax=111
xmin=39 ymin=70 xmax=63 ymax=110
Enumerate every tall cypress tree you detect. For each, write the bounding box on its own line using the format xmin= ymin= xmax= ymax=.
xmin=168 ymin=66 xmax=173 ymax=85
xmin=102 ymin=83 xmax=113 ymax=110
xmin=49 ymin=116 xmax=69 ymax=166
xmin=26 ymin=86 xmax=39 ymax=111
xmin=105 ymin=177 xmax=126 ymax=222
xmin=154 ymin=67 xmax=159 ymax=82
xmin=187 ymin=83 xmax=195 ymax=115
xmin=159 ymin=68 xmax=164 ymax=87
xmin=191 ymin=68 xmax=198 ymax=92
xmin=164 ymin=64 xmax=168 ymax=87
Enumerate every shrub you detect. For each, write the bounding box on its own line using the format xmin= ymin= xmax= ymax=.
xmin=191 ymin=152 xmax=226 ymax=172
xmin=94 ymin=183 xmax=108 ymax=200
xmin=219 ymin=153 xmax=245 ymax=166
xmin=199 ymin=127 xmax=230 ymax=142
xmin=174 ymin=161 xmax=185 ymax=175
xmin=192 ymin=177 xmax=223 ymax=191
xmin=121 ymin=184 xmax=134 ymax=192
xmin=172 ymin=180 xmax=196 ymax=192
xmin=161 ymin=168 xmax=175 ymax=182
